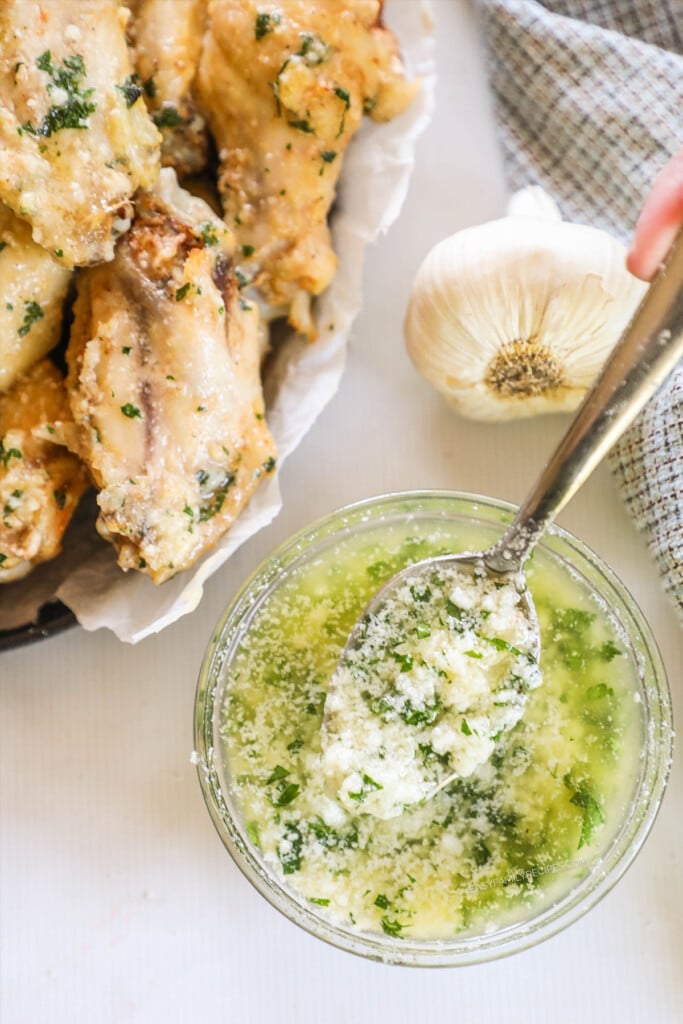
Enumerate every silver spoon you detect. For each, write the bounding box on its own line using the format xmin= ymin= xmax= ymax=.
xmin=322 ymin=229 xmax=683 ymax=815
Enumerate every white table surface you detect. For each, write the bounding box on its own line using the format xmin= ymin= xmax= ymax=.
xmin=1 ymin=3 xmax=681 ymax=1022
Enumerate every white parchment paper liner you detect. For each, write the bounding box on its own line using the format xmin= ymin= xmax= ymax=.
xmin=2 ymin=1 xmax=435 ymax=643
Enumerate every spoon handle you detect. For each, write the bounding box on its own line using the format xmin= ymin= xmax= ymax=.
xmin=485 ymin=228 xmax=683 ymax=574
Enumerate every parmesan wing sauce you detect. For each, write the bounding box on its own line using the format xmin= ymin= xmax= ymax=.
xmin=219 ymin=518 xmax=642 ymax=941
xmin=321 ymin=568 xmax=542 ymax=819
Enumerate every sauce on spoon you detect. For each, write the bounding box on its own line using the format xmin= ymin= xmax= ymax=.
xmin=321 ymin=564 xmax=541 ymax=819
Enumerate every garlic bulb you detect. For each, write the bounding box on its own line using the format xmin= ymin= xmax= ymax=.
xmin=404 ymin=188 xmax=648 ymax=420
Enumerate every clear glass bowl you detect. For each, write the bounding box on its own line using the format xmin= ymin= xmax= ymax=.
xmin=194 ymin=492 xmax=673 ymax=966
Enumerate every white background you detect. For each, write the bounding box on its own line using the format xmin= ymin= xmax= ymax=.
xmin=1 ymin=3 xmax=681 ymax=1022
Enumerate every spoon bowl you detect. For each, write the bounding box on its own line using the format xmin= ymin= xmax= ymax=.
xmin=321 ymin=548 xmax=543 ymax=817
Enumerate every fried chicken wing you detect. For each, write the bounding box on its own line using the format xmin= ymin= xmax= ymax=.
xmin=66 ymin=168 xmax=276 ymax=584
xmin=0 ymin=0 xmax=160 ymax=266
xmin=127 ymin=0 xmax=208 ymax=177
xmin=0 ymin=202 xmax=72 ymax=392
xmin=196 ymin=0 xmax=418 ymax=336
xmin=0 ymin=360 xmax=90 ymax=581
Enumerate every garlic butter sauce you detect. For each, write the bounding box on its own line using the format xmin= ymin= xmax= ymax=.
xmin=218 ymin=513 xmax=642 ymax=941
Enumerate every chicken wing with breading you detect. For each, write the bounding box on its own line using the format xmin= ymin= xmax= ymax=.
xmin=0 ymin=202 xmax=72 ymax=392
xmin=66 ymin=168 xmax=276 ymax=584
xmin=126 ymin=0 xmax=208 ymax=178
xmin=0 ymin=360 xmax=91 ymax=582
xmin=196 ymin=0 xmax=418 ymax=336
xmin=0 ymin=0 xmax=160 ymax=266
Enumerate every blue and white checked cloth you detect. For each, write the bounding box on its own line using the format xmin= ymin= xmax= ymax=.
xmin=478 ymin=0 xmax=683 ymax=618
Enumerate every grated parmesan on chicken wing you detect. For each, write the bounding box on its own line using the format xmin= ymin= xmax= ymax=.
xmin=196 ymin=0 xmax=418 ymax=336
xmin=0 ymin=201 xmax=72 ymax=393
xmin=66 ymin=168 xmax=276 ymax=584
xmin=0 ymin=360 xmax=90 ymax=581
xmin=126 ymin=0 xmax=209 ymax=178
xmin=0 ymin=0 xmax=160 ymax=266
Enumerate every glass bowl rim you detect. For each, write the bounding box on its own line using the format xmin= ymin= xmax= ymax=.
xmin=194 ymin=489 xmax=673 ymax=967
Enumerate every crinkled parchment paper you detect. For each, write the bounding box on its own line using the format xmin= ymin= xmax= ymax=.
xmin=1 ymin=1 xmax=435 ymax=643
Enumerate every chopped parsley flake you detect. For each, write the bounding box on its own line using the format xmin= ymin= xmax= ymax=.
xmin=3 ymin=489 xmax=23 ymax=520
xmin=564 ymin=772 xmax=605 ymax=849
xmin=120 ymin=403 xmax=142 ymax=419
xmin=21 ymin=51 xmax=96 ymax=137
xmin=271 ymin=781 xmax=301 ymax=807
xmin=319 ymin=149 xmax=337 ymax=175
xmin=0 ymin=241 xmax=6 ymax=253
xmin=17 ymin=300 xmax=44 ymax=337
xmin=278 ymin=822 xmax=302 ymax=874
xmin=297 ymin=33 xmax=329 ymax=65
xmin=241 ymin=244 xmax=255 ymax=257
xmin=288 ymin=118 xmax=314 ymax=134
xmin=175 ymin=282 xmax=191 ymax=301
xmin=198 ymin=470 xmax=235 ymax=522
xmin=153 ymin=105 xmax=182 ymax=129
xmin=115 ymin=74 xmax=143 ymax=108
xmin=348 ymin=773 xmax=383 ymax=803
xmin=199 ymin=222 xmax=219 ymax=246
xmin=400 ymin=697 xmax=441 ymax=726
xmin=334 ymin=85 xmax=351 ymax=137
xmin=255 ymin=11 xmax=280 ymax=40
xmin=53 ymin=489 xmax=66 ymax=510
xmin=308 ymin=818 xmax=358 ymax=850
xmin=267 ymin=765 xmax=290 ymax=784
xmin=380 ymin=917 xmax=405 ymax=938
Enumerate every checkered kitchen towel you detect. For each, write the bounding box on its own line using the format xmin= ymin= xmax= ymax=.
xmin=478 ymin=0 xmax=683 ymax=619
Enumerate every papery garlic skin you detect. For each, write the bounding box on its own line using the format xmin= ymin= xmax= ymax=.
xmin=404 ymin=196 xmax=648 ymax=421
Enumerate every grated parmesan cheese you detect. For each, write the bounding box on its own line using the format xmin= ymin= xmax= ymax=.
xmin=321 ymin=567 xmax=542 ymax=818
